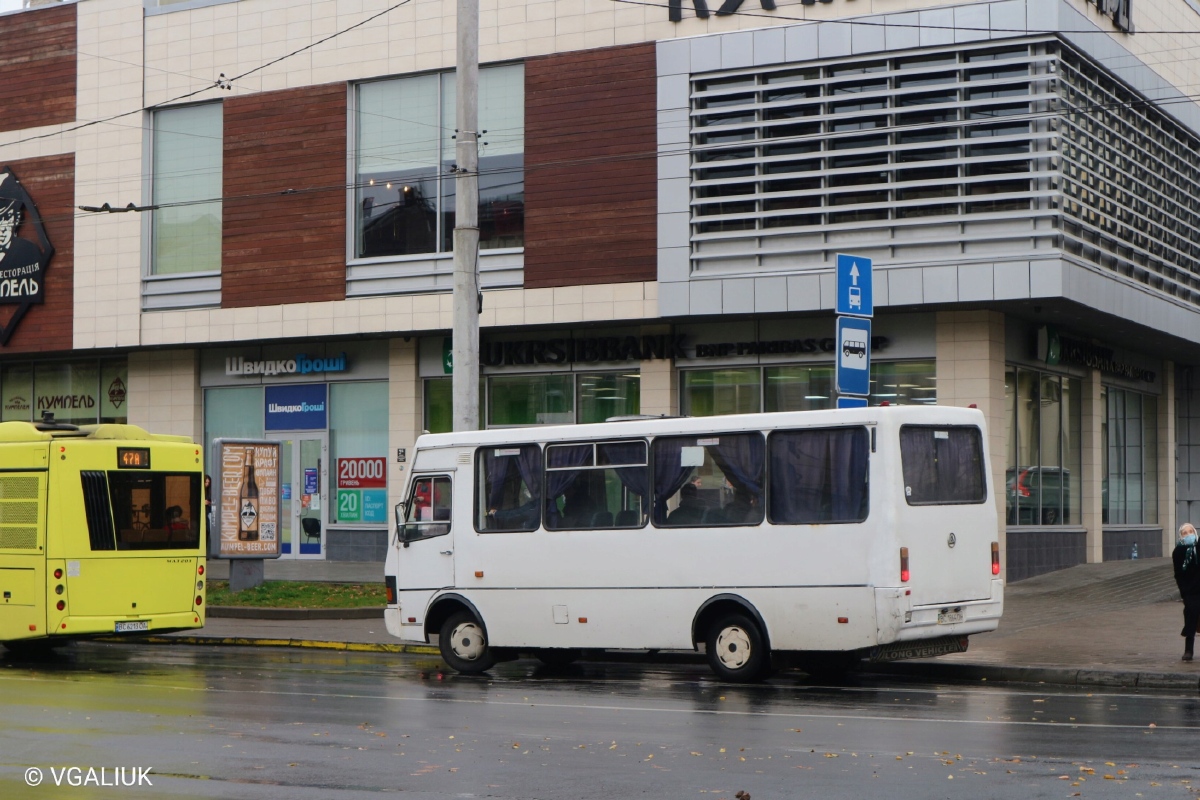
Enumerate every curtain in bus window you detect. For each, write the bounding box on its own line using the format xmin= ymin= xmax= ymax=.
xmin=597 ymin=441 xmax=649 ymax=527
xmin=651 ymin=438 xmax=696 ymax=525
xmin=479 ymin=445 xmax=542 ymax=531
xmin=900 ymin=426 xmax=986 ymax=504
xmin=544 ymin=444 xmax=592 ymax=530
xmin=769 ymin=428 xmax=869 ymax=524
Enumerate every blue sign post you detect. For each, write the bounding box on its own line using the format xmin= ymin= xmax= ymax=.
xmin=835 ymin=316 xmax=872 ymax=397
xmin=836 ymin=254 xmax=873 ymax=317
xmin=836 ymin=254 xmax=874 ymax=404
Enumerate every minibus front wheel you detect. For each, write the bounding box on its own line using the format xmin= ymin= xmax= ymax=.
xmin=438 ymin=610 xmax=496 ymax=674
xmin=706 ymin=613 xmax=770 ymax=683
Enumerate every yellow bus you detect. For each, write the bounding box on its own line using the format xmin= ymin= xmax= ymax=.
xmin=0 ymin=417 xmax=206 ymax=651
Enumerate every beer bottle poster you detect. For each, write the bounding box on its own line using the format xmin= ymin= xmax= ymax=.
xmin=215 ymin=439 xmax=281 ymax=558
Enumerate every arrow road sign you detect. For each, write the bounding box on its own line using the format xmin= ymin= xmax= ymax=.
xmin=836 ymin=254 xmax=873 ymax=318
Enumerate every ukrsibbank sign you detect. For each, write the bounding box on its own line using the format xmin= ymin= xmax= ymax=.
xmin=226 ymin=353 xmax=348 ymax=377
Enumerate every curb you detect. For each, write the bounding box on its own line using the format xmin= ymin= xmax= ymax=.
xmin=869 ymin=660 xmax=1200 ymax=691
xmin=106 ymin=637 xmax=1200 ymax=690
xmin=125 ymin=635 xmax=439 ymax=655
xmin=206 ymin=606 xmax=384 ymax=620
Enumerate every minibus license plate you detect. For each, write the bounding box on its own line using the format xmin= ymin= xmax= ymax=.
xmin=937 ymin=610 xmax=964 ymax=625
xmin=115 ymin=620 xmax=149 ymax=633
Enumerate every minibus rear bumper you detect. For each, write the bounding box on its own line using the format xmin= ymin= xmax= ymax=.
xmin=878 ymin=578 xmax=1004 ymax=644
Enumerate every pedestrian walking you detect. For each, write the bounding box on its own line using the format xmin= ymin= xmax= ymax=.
xmin=1172 ymin=522 xmax=1200 ymax=662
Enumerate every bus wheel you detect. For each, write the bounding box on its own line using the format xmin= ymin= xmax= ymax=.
xmin=706 ymin=613 xmax=769 ymax=683
xmin=535 ymin=648 xmax=581 ymax=669
xmin=439 ymin=611 xmax=496 ymax=674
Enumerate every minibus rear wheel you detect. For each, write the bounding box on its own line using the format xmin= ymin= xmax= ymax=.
xmin=706 ymin=613 xmax=770 ymax=682
xmin=438 ymin=610 xmax=496 ymax=674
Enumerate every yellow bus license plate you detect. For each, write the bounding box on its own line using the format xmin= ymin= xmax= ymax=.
xmin=115 ymin=620 xmax=149 ymax=633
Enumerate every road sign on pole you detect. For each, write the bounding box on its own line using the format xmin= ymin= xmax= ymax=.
xmin=836 ymin=254 xmax=873 ymax=318
xmin=837 ymin=396 xmax=868 ymax=409
xmin=835 ymin=316 xmax=872 ymax=396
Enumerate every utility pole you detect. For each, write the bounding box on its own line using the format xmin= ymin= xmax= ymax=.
xmin=451 ymin=0 xmax=480 ymax=432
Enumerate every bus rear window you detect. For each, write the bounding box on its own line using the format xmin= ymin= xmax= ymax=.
xmin=107 ymin=472 xmax=202 ymax=550
xmin=900 ymin=425 xmax=986 ymax=505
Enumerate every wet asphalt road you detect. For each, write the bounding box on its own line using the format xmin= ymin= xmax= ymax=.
xmin=1 ymin=643 xmax=1199 ymax=799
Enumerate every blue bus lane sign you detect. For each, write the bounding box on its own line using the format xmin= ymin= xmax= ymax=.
xmin=836 ymin=316 xmax=872 ymax=396
xmin=836 ymin=254 xmax=873 ymax=318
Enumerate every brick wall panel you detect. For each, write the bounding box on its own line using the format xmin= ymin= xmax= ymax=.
xmin=0 ymin=4 xmax=76 ymax=133
xmin=524 ymin=43 xmax=658 ymax=289
xmin=222 ymin=84 xmax=347 ymax=308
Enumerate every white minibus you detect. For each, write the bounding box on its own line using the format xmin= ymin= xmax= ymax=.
xmin=384 ymin=406 xmax=1003 ymax=681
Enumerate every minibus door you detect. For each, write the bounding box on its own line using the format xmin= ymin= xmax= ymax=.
xmin=396 ymin=474 xmax=456 ymax=594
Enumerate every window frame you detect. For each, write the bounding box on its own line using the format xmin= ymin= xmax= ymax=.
xmin=898 ymin=424 xmax=988 ymax=506
xmin=398 ymin=474 xmax=453 ymax=543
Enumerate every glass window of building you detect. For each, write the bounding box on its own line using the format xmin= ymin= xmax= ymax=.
xmin=1004 ymin=368 xmax=1082 ymax=526
xmin=425 ymin=372 xmax=639 ymax=431
xmin=152 ymin=103 xmax=223 ymax=275
xmin=204 ymin=387 xmax=265 ymax=447
xmin=0 ymin=360 xmax=129 ymax=425
xmin=355 ymin=64 xmax=524 ymax=258
xmin=329 ymin=382 xmax=389 ymax=525
xmin=684 ymin=361 xmax=936 ymax=416
xmin=1102 ymin=387 xmax=1158 ymax=524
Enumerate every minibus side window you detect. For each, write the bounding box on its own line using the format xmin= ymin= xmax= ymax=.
xmin=477 ymin=445 xmax=542 ymax=532
xmin=545 ymin=440 xmax=647 ymax=531
xmin=401 ymin=476 xmax=452 ymax=541
xmin=900 ymin=425 xmax=986 ymax=505
xmin=767 ymin=427 xmax=869 ymax=524
xmin=652 ymin=433 xmax=764 ymax=527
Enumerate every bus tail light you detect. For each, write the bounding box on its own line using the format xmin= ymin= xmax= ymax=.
xmin=198 ymin=564 xmax=205 ymax=576
xmin=385 ymin=575 xmax=397 ymax=605
xmin=196 ymin=596 xmax=203 ymax=606
xmin=900 ymin=547 xmax=910 ymax=583
xmin=991 ymin=542 xmax=1000 ymax=575
xmin=53 ymin=568 xmax=63 ymax=579
xmin=56 ymin=600 xmax=65 ymax=611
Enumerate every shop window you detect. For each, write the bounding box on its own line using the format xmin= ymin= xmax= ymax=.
xmin=577 ymin=373 xmax=640 ymax=424
xmin=355 ymin=64 xmax=524 ymax=259
xmin=1103 ymin=387 xmax=1158 ymax=524
xmin=768 ymin=427 xmax=868 ymax=524
xmin=204 ymin=386 xmax=265 ymax=450
xmin=488 ymin=374 xmax=573 ymax=427
xmin=687 ymin=361 xmax=936 ymax=416
xmin=478 ymin=444 xmax=542 ymax=532
xmin=1004 ymin=369 xmax=1082 ymax=526
xmin=681 ymin=369 xmax=761 ymax=417
xmin=545 ymin=441 xmax=648 ymax=530
xmin=330 ymin=382 xmax=389 ymax=525
xmin=0 ymin=360 xmax=129 ymax=426
xmin=152 ymin=103 xmax=222 ymax=275
xmin=651 ymin=433 xmax=764 ymax=527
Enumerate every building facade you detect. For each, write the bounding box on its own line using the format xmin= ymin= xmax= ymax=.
xmin=0 ymin=0 xmax=1195 ymax=578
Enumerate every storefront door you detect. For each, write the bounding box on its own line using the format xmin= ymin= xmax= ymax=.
xmin=268 ymin=433 xmax=329 ymax=559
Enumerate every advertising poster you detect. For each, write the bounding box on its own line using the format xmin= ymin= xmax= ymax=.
xmin=336 ymin=456 xmax=387 ymax=524
xmin=214 ymin=439 xmax=282 ymax=559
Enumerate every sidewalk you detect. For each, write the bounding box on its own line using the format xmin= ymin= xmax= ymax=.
xmin=166 ymin=557 xmax=1199 ymax=689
